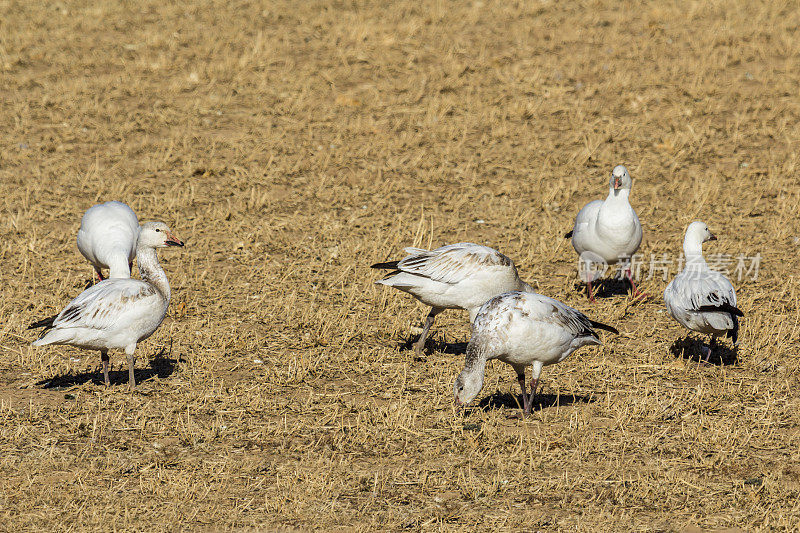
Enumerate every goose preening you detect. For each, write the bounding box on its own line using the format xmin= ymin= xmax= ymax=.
xmin=453 ymin=290 xmax=618 ymax=415
xmin=30 ymin=222 xmax=184 ymax=388
xmin=372 ymin=243 xmax=533 ymax=356
xmin=664 ymin=221 xmax=743 ymax=362
xmin=566 ymin=165 xmax=643 ymax=301
xmin=77 ymin=201 xmax=140 ymax=281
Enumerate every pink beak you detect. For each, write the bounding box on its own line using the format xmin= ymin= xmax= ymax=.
xmin=454 ymin=397 xmax=465 ymax=411
xmin=165 ymin=231 xmax=184 ymax=247
xmin=613 ymin=177 xmax=622 ymax=190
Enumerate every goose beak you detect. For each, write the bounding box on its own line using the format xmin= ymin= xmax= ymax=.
xmin=454 ymin=397 xmax=464 ymax=411
xmin=165 ymin=232 xmax=185 ymax=247
xmin=613 ymin=177 xmax=622 ymax=190
xmin=708 ymin=233 xmax=717 ymax=241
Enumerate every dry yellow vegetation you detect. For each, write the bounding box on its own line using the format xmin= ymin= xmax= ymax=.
xmin=2 ymin=0 xmax=800 ymax=530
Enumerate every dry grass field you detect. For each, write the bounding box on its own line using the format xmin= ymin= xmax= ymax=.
xmin=2 ymin=0 xmax=800 ymax=530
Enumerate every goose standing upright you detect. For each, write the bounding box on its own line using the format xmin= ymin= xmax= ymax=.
xmin=664 ymin=221 xmax=743 ymax=362
xmin=372 ymin=243 xmax=532 ymax=356
xmin=77 ymin=201 xmax=140 ymax=281
xmin=566 ymin=165 xmax=643 ymax=301
xmin=453 ymin=290 xmax=617 ymax=415
xmin=30 ymin=222 xmax=184 ymax=388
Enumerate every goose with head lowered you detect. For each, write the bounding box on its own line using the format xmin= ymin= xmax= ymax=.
xmin=453 ymin=290 xmax=618 ymax=415
xmin=77 ymin=201 xmax=140 ymax=281
xmin=372 ymin=243 xmax=533 ymax=356
xmin=30 ymin=222 xmax=184 ymax=388
xmin=566 ymin=165 xmax=643 ymax=301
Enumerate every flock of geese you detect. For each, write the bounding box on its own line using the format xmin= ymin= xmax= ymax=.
xmin=28 ymin=165 xmax=743 ymax=415
xmin=373 ymin=165 xmax=743 ymax=415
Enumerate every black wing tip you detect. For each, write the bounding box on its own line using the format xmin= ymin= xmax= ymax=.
xmin=371 ymin=260 xmax=399 ymax=270
xmin=564 ymin=230 xmax=573 ymax=239
xmin=28 ymin=315 xmax=56 ymax=330
xmin=697 ymin=303 xmax=744 ymax=317
xmin=590 ymin=320 xmax=619 ymax=335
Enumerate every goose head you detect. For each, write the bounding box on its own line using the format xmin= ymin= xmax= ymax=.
xmin=138 ymin=221 xmax=184 ymax=249
xmin=610 ymin=165 xmax=633 ymax=193
xmin=685 ymin=220 xmax=717 ymax=245
xmin=453 ymin=368 xmax=484 ymax=407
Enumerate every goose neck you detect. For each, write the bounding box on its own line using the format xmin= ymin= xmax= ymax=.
xmin=136 ymin=246 xmax=171 ymax=302
xmin=605 ymin=187 xmax=631 ymax=204
xmin=682 ymin=239 xmax=707 ymax=270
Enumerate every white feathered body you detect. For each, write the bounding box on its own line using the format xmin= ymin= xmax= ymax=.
xmin=472 ymin=291 xmax=602 ymax=370
xmin=77 ymin=201 xmax=140 ymax=278
xmin=376 ymin=243 xmax=531 ymax=321
xmin=664 ymin=266 xmax=737 ymax=337
xmin=571 ymin=195 xmax=642 ymax=266
xmin=454 ymin=290 xmax=614 ymax=407
xmin=32 ymin=279 xmax=168 ymax=351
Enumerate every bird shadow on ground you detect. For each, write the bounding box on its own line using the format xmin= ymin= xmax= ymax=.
xmin=397 ymin=337 xmax=468 ymax=359
xmin=475 ymin=390 xmax=598 ymax=414
xmin=670 ymin=337 xmax=738 ymax=366
xmin=37 ymin=348 xmax=179 ymax=390
xmin=575 ymin=278 xmax=634 ymax=299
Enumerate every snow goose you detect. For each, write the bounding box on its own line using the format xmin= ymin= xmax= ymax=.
xmin=566 ymin=165 xmax=643 ymax=300
xmin=453 ymin=290 xmax=617 ymax=415
xmin=372 ymin=243 xmax=532 ymax=356
xmin=664 ymin=221 xmax=743 ymax=362
xmin=30 ymin=222 xmax=184 ymax=388
xmin=77 ymin=201 xmax=140 ymax=281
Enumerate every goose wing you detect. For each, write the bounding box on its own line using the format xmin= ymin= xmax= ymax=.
xmin=391 ymin=243 xmax=514 ymax=285
xmin=48 ymin=279 xmax=159 ymax=332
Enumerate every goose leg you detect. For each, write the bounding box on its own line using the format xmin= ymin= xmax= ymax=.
xmin=527 ymin=378 xmax=539 ymax=414
xmin=698 ymin=337 xmax=713 ymax=364
xmin=125 ymin=345 xmax=136 ymax=389
xmin=581 ymin=260 xmax=596 ymax=302
xmin=704 ymin=336 xmax=717 ymax=364
xmin=100 ymin=350 xmax=110 ymax=387
xmin=94 ymin=268 xmax=105 ymax=283
xmin=517 ymin=373 xmax=530 ymax=414
xmin=625 ymin=268 xmax=647 ymax=300
xmin=413 ymin=309 xmax=439 ymax=356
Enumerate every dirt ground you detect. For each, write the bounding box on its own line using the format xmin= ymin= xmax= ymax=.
xmin=1 ymin=0 xmax=800 ymax=530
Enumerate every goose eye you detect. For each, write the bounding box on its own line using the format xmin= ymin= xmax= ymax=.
xmin=155 ymin=229 xmax=161 ymax=232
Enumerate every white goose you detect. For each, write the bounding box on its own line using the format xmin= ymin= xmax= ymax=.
xmin=372 ymin=243 xmax=533 ymax=356
xmin=77 ymin=201 xmax=140 ymax=280
xmin=566 ymin=165 xmax=643 ymax=300
xmin=453 ymin=290 xmax=617 ymax=415
xmin=664 ymin=221 xmax=743 ymax=362
xmin=30 ymin=222 xmax=184 ymax=388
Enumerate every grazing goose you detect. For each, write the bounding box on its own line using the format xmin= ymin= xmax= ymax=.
xmin=453 ymin=290 xmax=617 ymax=415
xmin=566 ymin=165 xmax=643 ymax=300
xmin=77 ymin=201 xmax=140 ymax=281
xmin=664 ymin=221 xmax=743 ymax=362
xmin=372 ymin=243 xmax=532 ymax=356
xmin=30 ymin=222 xmax=184 ymax=388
